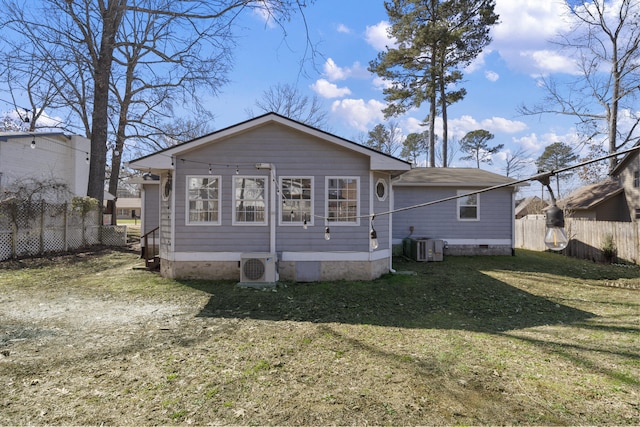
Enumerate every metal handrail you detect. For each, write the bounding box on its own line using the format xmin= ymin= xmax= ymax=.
xmin=141 ymin=226 xmax=159 ymax=266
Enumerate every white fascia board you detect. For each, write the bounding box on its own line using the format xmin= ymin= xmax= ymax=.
xmin=370 ymin=156 xmax=412 ymax=172
xmin=128 ymin=156 xmax=174 ymax=172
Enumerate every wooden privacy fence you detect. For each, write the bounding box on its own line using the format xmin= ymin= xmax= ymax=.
xmin=0 ymin=199 xmax=127 ymax=261
xmin=516 ymin=216 xmax=640 ymax=264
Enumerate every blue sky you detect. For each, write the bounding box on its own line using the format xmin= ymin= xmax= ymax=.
xmin=0 ymin=0 xmax=608 ymax=195
xmin=210 ymin=0 xmax=586 ymax=184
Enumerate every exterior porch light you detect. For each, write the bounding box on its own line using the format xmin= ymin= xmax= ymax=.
xmin=30 ymin=139 xmax=35 ymax=149
xmin=544 ymin=204 xmax=568 ymax=251
xmin=370 ymin=228 xmax=378 ymax=250
xmin=370 ymin=216 xmax=378 ymax=249
xmin=324 ymin=226 xmax=330 ymax=240
xmin=535 ymin=172 xmax=568 ymax=251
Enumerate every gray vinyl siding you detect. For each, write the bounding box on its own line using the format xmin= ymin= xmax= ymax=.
xmin=160 ymin=172 xmax=172 ymax=250
xmin=617 ymin=155 xmax=640 ymax=220
xmin=171 ymin=123 xmax=375 ymax=253
xmin=371 ymin=172 xmax=392 ymax=249
xmin=142 ymin=183 xmax=160 ymax=236
xmin=393 ymin=186 xmax=514 ymax=241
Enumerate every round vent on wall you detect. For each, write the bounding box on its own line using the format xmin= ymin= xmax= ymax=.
xmin=243 ymin=258 xmax=265 ymax=281
xmin=376 ymin=179 xmax=387 ymax=201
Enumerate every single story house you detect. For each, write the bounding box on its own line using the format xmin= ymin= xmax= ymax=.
xmin=128 ymin=113 xmax=411 ymax=282
xmin=557 ymin=179 xmax=629 ymax=221
xmin=114 ymin=197 xmax=142 ymax=220
xmin=129 ymin=114 xmax=521 ymax=282
xmin=392 ymin=168 xmax=522 ymax=256
xmin=515 ymin=196 xmax=548 ymax=219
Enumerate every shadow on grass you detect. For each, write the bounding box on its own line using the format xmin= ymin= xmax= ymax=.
xmin=188 ymin=253 xmax=596 ymax=334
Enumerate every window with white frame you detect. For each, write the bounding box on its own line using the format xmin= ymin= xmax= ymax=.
xmin=233 ymin=176 xmax=267 ymax=224
xmin=634 ymin=170 xmax=639 ymax=188
xmin=187 ymin=176 xmax=220 ymax=224
xmin=457 ymin=190 xmax=479 ymax=221
xmin=281 ymin=177 xmax=312 ymax=225
xmin=326 ymin=177 xmax=359 ymax=223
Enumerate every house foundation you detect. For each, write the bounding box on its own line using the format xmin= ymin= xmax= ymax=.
xmin=160 ymin=257 xmax=390 ymax=282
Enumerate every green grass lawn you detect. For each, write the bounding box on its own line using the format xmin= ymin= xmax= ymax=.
xmin=0 ymin=248 xmax=638 ymax=425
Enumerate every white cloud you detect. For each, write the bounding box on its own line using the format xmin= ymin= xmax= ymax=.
xmin=491 ymin=0 xmax=577 ymax=76
xmin=372 ymin=75 xmax=392 ymax=91
xmin=365 ymin=21 xmax=395 ymax=51
xmin=525 ymin=50 xmax=579 ymax=75
xmin=484 ymin=70 xmax=500 ymax=82
xmin=322 ymin=58 xmax=368 ymax=82
xmin=324 ymin=58 xmax=348 ymax=81
xmin=330 ymin=98 xmax=386 ymax=132
xmin=336 ymin=23 xmax=351 ymax=34
xmin=448 ymin=115 xmax=528 ymax=137
xmin=512 ymin=130 xmax=580 ymax=156
xmin=310 ymin=79 xmax=351 ymax=99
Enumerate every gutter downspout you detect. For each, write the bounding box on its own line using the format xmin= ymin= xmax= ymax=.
xmin=256 ymin=163 xmax=276 ymax=254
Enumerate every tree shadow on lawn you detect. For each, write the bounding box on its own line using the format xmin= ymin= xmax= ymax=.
xmin=190 ymin=263 xmax=595 ymax=334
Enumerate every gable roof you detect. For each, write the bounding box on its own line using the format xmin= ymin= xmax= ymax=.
xmin=611 ymin=142 xmax=640 ymax=176
xmin=515 ymin=196 xmax=548 ymax=218
xmin=557 ymin=179 xmax=623 ymax=210
xmin=392 ymin=167 xmax=521 ymax=188
xmin=128 ymin=112 xmax=411 ymax=175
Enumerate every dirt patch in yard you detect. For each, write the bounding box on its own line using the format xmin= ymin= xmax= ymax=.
xmin=1 ymin=248 xmax=639 ymax=425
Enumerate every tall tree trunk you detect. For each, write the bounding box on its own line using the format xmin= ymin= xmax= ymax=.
xmin=428 ymin=46 xmax=437 ymax=168
xmin=107 ymin=57 xmax=135 ymax=225
xmin=608 ymin=48 xmax=620 ymax=173
xmin=86 ymin=1 xmax=126 ymax=205
xmin=440 ymin=77 xmax=448 ymax=168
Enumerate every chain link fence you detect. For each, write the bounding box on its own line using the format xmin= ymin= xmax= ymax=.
xmin=0 ymin=199 xmax=126 ymax=261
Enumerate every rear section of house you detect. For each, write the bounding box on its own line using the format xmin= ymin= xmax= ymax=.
xmin=392 ymin=168 xmax=519 ymax=257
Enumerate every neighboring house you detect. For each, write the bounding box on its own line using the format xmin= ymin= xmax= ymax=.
xmin=557 ymin=179 xmax=629 ymax=221
xmin=128 ymin=113 xmax=411 ymax=282
xmin=0 ymin=132 xmax=90 ymax=200
xmin=515 ymin=196 xmax=548 ymax=219
xmin=115 ymin=197 xmax=142 ymax=219
xmin=392 ymin=168 xmax=521 ymax=256
xmin=611 ymin=143 xmax=640 ymax=221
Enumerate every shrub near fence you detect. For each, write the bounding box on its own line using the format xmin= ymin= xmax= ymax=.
xmin=516 ymin=216 xmax=640 ymax=264
xmin=0 ymin=199 xmax=127 ymax=261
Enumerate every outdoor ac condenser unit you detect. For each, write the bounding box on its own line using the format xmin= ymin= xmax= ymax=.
xmin=240 ymin=253 xmax=278 ymax=284
xmin=415 ymin=239 xmax=444 ymax=262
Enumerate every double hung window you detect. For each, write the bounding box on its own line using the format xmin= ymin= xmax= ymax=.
xmin=281 ymin=177 xmax=312 ymax=225
xmin=457 ymin=190 xmax=479 ymax=221
xmin=326 ymin=177 xmax=359 ymax=224
xmin=233 ymin=177 xmax=267 ymax=224
xmin=187 ymin=176 xmax=220 ymax=224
